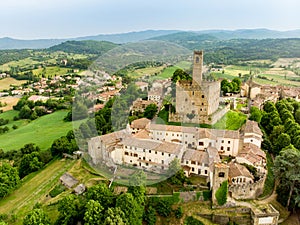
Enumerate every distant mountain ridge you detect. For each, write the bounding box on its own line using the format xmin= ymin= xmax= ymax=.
xmin=2 ymin=29 xmax=300 ymax=50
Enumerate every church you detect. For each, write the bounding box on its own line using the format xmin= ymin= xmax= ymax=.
xmin=169 ymin=50 xmax=228 ymax=124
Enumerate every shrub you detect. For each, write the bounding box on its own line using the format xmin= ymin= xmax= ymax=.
xmin=49 ymin=184 xmax=66 ymax=198
xmin=203 ymin=190 xmax=212 ymax=201
xmin=174 ymin=206 xmax=183 ymax=219
xmin=215 ymin=181 xmax=228 ymax=206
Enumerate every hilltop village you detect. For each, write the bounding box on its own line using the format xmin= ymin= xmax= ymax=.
xmin=88 ymin=51 xmax=280 ymax=224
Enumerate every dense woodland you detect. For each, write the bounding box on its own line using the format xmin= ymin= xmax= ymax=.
xmin=250 ymin=99 xmax=300 ymax=211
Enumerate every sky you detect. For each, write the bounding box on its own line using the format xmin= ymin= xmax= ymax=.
xmin=1 ymin=0 xmax=300 ymax=39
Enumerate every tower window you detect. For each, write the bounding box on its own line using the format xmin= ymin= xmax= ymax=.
xmin=219 ymin=172 xmax=225 ymax=177
xmin=202 ymin=95 xmax=205 ymax=98
xmin=196 ymin=56 xmax=200 ymax=63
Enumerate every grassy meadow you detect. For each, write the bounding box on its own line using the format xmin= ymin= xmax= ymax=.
xmin=212 ymin=110 xmax=247 ymax=130
xmin=0 ymin=110 xmax=84 ymax=151
xmin=31 ymin=66 xmax=70 ymax=78
xmin=0 ymin=159 xmax=76 ymax=225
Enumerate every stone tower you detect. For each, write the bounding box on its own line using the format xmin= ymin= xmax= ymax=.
xmin=192 ymin=50 xmax=203 ymax=85
xmin=212 ymin=163 xmax=229 ymax=206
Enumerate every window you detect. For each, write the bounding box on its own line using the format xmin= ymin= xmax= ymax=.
xmin=205 ymin=170 xmax=207 ymax=174
xmin=169 ymin=154 xmax=171 ymax=157
xmin=221 ymin=146 xmax=224 ymax=150
xmin=186 ymin=160 xmax=188 ymax=164
xmin=202 ymin=95 xmax=205 ymax=98
xmin=134 ymin=154 xmax=138 ymax=157
xmin=198 ymin=169 xmax=201 ymax=175
xmin=227 ymin=147 xmax=230 ymax=151
xmin=192 ymin=167 xmax=195 ymax=172
xmin=162 ymin=152 xmax=164 ymax=156
xmin=196 ymin=56 xmax=199 ymax=63
xmin=162 ymin=160 xmax=164 ymax=164
xmin=228 ymin=141 xmax=231 ymax=144
xmin=143 ymin=149 xmax=145 ymax=152
xmin=219 ymin=172 xmax=225 ymax=177
xmin=149 ymin=150 xmax=151 ymax=153
xmin=221 ymin=140 xmax=224 ymax=143
xmin=191 ymin=161 xmax=196 ymax=165
xmin=199 ymin=141 xmax=204 ymax=146
xmin=146 ymin=163 xmax=149 ymax=166
xmin=155 ymin=151 xmax=157 ymax=154
xmin=143 ymin=157 xmax=145 ymax=160
xmin=125 ymin=152 xmax=129 ymax=156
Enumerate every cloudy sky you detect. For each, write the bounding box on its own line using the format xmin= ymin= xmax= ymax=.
xmin=1 ymin=0 xmax=300 ymax=39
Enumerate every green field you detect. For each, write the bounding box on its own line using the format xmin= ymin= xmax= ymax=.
xmin=0 ymin=58 xmax=40 ymax=71
xmin=0 ymin=159 xmax=75 ymax=225
xmin=0 ymin=110 xmax=83 ymax=151
xmin=212 ymin=110 xmax=247 ymax=130
xmin=128 ymin=65 xmax=166 ymax=78
xmin=31 ymin=66 xmax=71 ymax=78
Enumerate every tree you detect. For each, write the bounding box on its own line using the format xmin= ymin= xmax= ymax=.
xmin=103 ymin=207 xmax=126 ymax=225
xmin=249 ymin=106 xmax=262 ymax=123
xmin=23 ymin=209 xmax=51 ymax=225
xmin=274 ymin=133 xmax=291 ymax=155
xmin=156 ymin=199 xmax=172 ymax=217
xmin=174 ymin=206 xmax=183 ymax=218
xmin=0 ymin=163 xmax=20 ymax=198
xmin=116 ymin=193 xmax=143 ymax=225
xmin=144 ymin=104 xmax=158 ymax=120
xmin=84 ymin=200 xmax=104 ymax=225
xmin=56 ymin=194 xmax=85 ymax=225
xmin=19 ymin=105 xmax=32 ymax=119
xmin=19 ymin=152 xmax=44 ymax=178
xmin=171 ymin=69 xmax=191 ymax=83
xmin=273 ymin=148 xmax=300 ymax=209
xmin=143 ymin=206 xmax=156 ymax=225
xmin=86 ymin=183 xmax=114 ymax=208
xmin=168 ymin=158 xmax=181 ymax=175
xmin=128 ymin=171 xmax=146 ymax=205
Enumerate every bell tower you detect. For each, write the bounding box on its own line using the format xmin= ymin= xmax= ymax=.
xmin=192 ymin=50 xmax=203 ymax=85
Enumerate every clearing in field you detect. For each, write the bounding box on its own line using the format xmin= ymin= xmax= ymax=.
xmin=0 ymin=96 xmax=20 ymax=111
xmin=0 ymin=78 xmax=27 ymax=91
xmin=0 ymin=110 xmax=84 ymax=151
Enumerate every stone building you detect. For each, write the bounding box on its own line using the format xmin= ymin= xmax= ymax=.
xmin=169 ymin=51 xmax=228 ymax=124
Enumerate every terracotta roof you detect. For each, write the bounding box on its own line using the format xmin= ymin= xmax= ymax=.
xmin=149 ymin=124 xmax=198 ymax=134
xmin=133 ymin=129 xmax=151 ymax=139
xmin=182 ymin=149 xmax=209 ymax=164
xmin=121 ymin=137 xmax=183 ymax=154
xmin=97 ymin=130 xmax=130 ymax=146
xmin=237 ymin=143 xmax=266 ymax=165
xmin=244 ymin=120 xmax=263 ymax=136
xmin=229 ymin=162 xmax=254 ymax=179
xmin=131 ymin=118 xmax=151 ymax=129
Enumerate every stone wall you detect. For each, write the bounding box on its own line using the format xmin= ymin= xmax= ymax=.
xmin=228 ymin=175 xmax=266 ymax=200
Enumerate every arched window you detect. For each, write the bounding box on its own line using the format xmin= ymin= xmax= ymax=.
xmin=218 ymin=172 xmax=225 ymax=177
xmin=196 ymin=56 xmax=200 ymax=63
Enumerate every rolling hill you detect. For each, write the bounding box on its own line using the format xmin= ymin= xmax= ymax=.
xmin=48 ymin=40 xmax=119 ymax=55
xmin=2 ymin=29 xmax=300 ymax=50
